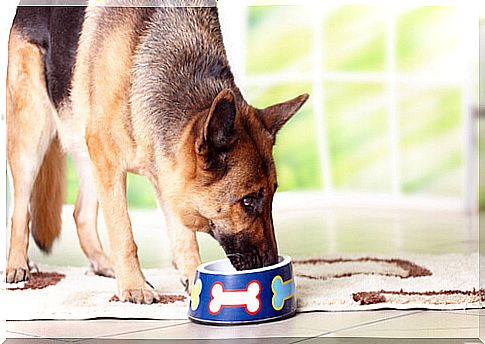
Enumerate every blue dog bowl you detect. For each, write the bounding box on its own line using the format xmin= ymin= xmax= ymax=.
xmin=188 ymin=255 xmax=296 ymax=325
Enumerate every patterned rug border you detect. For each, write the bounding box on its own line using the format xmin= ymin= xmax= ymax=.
xmin=352 ymin=288 xmax=485 ymax=305
xmin=294 ymin=257 xmax=432 ymax=280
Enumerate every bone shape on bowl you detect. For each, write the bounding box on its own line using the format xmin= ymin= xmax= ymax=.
xmin=272 ymin=275 xmax=295 ymax=311
xmin=190 ymin=279 xmax=203 ymax=311
xmin=209 ymin=280 xmax=261 ymax=315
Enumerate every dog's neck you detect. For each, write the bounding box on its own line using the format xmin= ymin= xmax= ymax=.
xmin=130 ymin=6 xmax=242 ymax=158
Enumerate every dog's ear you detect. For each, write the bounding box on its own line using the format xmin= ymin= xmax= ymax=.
xmin=260 ymin=93 xmax=309 ymax=136
xmin=196 ymin=89 xmax=237 ymax=170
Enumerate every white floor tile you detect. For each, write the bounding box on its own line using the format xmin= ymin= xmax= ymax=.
xmin=111 ymin=318 xmax=323 ymax=340
xmin=4 ymin=340 xmax=69 ymax=344
xmin=445 ymin=309 xmax=484 ymax=316
xmin=6 ymin=319 xmax=185 ymax=339
xmin=6 ymin=330 xmax=36 ymax=338
xmin=324 ymin=310 xmax=479 ymax=338
xmin=290 ymin=310 xmax=417 ymax=333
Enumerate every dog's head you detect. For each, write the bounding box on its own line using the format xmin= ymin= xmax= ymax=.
xmin=178 ymin=89 xmax=308 ymax=270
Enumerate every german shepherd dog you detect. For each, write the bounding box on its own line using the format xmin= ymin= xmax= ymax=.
xmin=6 ymin=0 xmax=308 ymax=304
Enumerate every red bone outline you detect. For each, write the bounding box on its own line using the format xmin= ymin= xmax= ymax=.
xmin=208 ymin=280 xmax=262 ymax=315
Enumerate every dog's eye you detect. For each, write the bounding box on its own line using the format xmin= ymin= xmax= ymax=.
xmin=241 ymin=196 xmax=256 ymax=214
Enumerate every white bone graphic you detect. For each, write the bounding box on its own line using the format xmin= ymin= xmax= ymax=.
xmin=209 ymin=280 xmax=261 ymax=315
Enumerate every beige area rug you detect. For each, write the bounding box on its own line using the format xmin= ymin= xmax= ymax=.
xmin=2 ymin=253 xmax=483 ymax=320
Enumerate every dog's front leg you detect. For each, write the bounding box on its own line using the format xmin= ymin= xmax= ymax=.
xmin=171 ymin=227 xmax=201 ymax=295
xmin=87 ymin=140 xmax=159 ymax=304
xmin=163 ymin=206 xmax=201 ymax=294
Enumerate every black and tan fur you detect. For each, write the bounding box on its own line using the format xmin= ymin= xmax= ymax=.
xmin=6 ymin=1 xmax=308 ymax=304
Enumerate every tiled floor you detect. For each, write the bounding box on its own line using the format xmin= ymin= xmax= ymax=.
xmin=4 ymin=202 xmax=483 ymax=342
xmin=5 ymin=309 xmax=483 ymax=342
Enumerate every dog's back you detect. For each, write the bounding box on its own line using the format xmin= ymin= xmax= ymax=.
xmin=12 ymin=6 xmax=86 ymax=109
xmin=12 ymin=3 xmax=235 ymax=139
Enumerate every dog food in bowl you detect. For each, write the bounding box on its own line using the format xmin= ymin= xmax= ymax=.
xmin=188 ymin=255 xmax=296 ymax=325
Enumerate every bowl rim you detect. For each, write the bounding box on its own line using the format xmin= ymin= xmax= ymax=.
xmin=197 ymin=255 xmax=292 ymax=276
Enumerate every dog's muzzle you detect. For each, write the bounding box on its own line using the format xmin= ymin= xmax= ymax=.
xmin=227 ymin=250 xmax=278 ymax=271
xmin=210 ymin=231 xmax=278 ymax=271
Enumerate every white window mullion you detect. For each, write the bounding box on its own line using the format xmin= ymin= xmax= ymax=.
xmin=386 ymin=5 xmax=401 ymax=197
xmin=313 ymin=6 xmax=332 ymax=191
xmin=460 ymin=4 xmax=478 ymax=212
xmin=218 ymin=0 xmax=246 ymax=84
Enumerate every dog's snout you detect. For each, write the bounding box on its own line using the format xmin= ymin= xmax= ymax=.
xmin=262 ymin=220 xmax=278 ymax=267
xmin=229 ymin=249 xmax=277 ymax=271
xmin=223 ymin=242 xmax=278 ymax=271
xmin=263 ymin=252 xmax=278 ymax=267
xmin=228 ymin=251 xmax=263 ymax=271
xmin=211 ymin=219 xmax=279 ymax=270
xmin=259 ymin=244 xmax=278 ymax=268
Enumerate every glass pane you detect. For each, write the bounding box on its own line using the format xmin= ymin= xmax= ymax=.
xmin=126 ymin=173 xmax=157 ymax=209
xmin=244 ymin=83 xmax=321 ymax=191
xmin=66 ymin=156 xmax=79 ymax=205
xmin=396 ymin=7 xmax=461 ymax=75
xmin=325 ymin=82 xmax=390 ymax=191
xmin=65 ymin=158 xmax=157 ymax=208
xmin=246 ymin=6 xmax=313 ymax=75
xmin=323 ymin=5 xmax=386 ymax=72
xmin=398 ymin=85 xmax=463 ymax=197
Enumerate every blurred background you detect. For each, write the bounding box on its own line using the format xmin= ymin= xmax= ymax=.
xmin=1 ymin=0 xmax=480 ymax=270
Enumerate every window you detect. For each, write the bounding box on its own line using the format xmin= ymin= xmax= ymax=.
xmin=220 ymin=0 xmax=477 ymax=211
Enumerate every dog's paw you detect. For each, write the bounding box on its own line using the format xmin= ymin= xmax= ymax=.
xmin=89 ymin=254 xmax=115 ymax=278
xmin=118 ymin=285 xmax=160 ymax=304
xmin=27 ymin=259 xmax=39 ymax=273
xmin=180 ymin=273 xmax=196 ymax=295
xmin=180 ymin=277 xmax=189 ymax=293
xmin=173 ymin=255 xmax=199 ymax=295
xmin=6 ymin=255 xmax=31 ymax=283
xmin=6 ymin=266 xmax=30 ymax=283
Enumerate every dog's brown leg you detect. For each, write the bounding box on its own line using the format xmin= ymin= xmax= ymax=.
xmin=86 ymin=135 xmax=159 ymax=304
xmin=163 ymin=206 xmax=201 ymax=294
xmin=72 ymin=152 xmax=114 ymax=278
xmin=6 ymin=35 xmax=56 ymax=283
